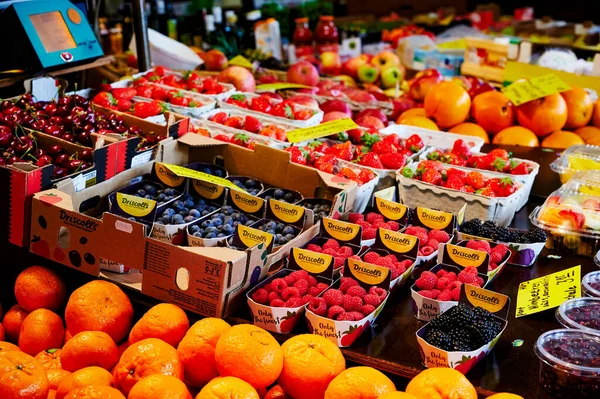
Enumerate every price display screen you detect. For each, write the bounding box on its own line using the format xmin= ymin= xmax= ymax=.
xmin=29 ymin=11 xmax=76 ymax=53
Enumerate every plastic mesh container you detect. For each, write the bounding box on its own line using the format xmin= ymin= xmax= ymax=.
xmin=556 ymin=297 xmax=600 ymax=333
xmin=583 ymin=271 xmax=600 ymax=297
xmin=550 ymin=144 xmax=600 ymax=184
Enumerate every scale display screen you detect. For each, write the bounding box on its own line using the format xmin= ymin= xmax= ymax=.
xmin=29 ymin=11 xmax=76 ymax=53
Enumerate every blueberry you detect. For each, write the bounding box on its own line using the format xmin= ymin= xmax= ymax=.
xmin=279 ymin=237 xmax=289 ymax=245
xmin=202 ymin=167 xmax=212 ymax=175
xmin=275 ymin=233 xmax=283 ymax=242
xmin=160 ymin=216 xmax=171 ymax=224
xmin=234 ymin=180 xmax=244 ymax=188
xmin=267 ymin=229 xmax=276 ymax=235
xmin=223 ymin=225 xmax=234 ymax=235
xmin=183 ymin=216 xmax=194 ymax=223
xmin=231 ymin=213 xmax=240 ymax=221
xmin=214 ymin=169 xmax=224 ymax=177
xmin=285 ymin=233 xmax=295 ymax=240
xmin=273 ymin=189 xmax=285 ymax=199
xmin=197 ymin=199 xmax=206 ymax=205
xmin=189 ymin=209 xmax=200 ymax=218
xmin=282 ymin=226 xmax=294 ymax=235
xmin=179 ymin=210 xmax=188 ymax=216
xmin=276 ymin=222 xmax=285 ymax=232
xmin=205 ymin=226 xmax=217 ymax=233
xmin=250 ymin=189 xmax=260 ymax=195
xmin=217 ymin=233 xmax=226 ymax=238
xmin=185 ymin=199 xmax=195 ymax=208
xmin=190 ymin=225 xmax=200 ymax=233
xmin=246 ymin=179 xmax=257 ymax=188
xmin=136 ymin=189 xmax=146 ymax=197
xmin=144 ymin=195 xmax=153 ymax=200
xmin=172 ymin=214 xmax=184 ymax=224
xmin=266 ymin=221 xmax=277 ymax=230
xmin=208 ymin=206 xmax=217 ymax=212
xmin=201 ymin=210 xmax=210 ymax=216
xmin=193 ymin=232 xmax=202 ymax=237
xmin=165 ymin=188 xmax=175 ymax=196
xmin=201 ymin=220 xmax=213 ymax=228
xmin=284 ymin=193 xmax=294 ymax=203
xmin=155 ymin=220 xmax=164 ymax=225
xmin=157 ymin=193 xmax=166 ymax=202
xmin=245 ymin=219 xmax=254 ymax=226
xmin=232 ymin=221 xmax=239 ymax=227
xmin=173 ymin=201 xmax=185 ymax=212
xmin=205 ymin=232 xmax=216 ymax=239
xmin=163 ymin=208 xmax=175 ymax=217
xmin=222 ymin=206 xmax=233 ymax=213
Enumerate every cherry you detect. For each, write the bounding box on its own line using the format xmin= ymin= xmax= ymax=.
xmin=32 ymin=101 xmax=47 ymax=110
xmin=1 ymin=100 xmax=12 ymax=110
xmin=52 ymin=166 xmax=67 ymax=179
xmin=80 ymin=149 xmax=93 ymax=161
xmin=82 ymin=124 xmax=95 ymax=133
xmin=33 ymin=148 xmax=46 ymax=157
xmin=44 ymin=103 xmax=57 ymax=116
xmin=68 ymin=159 xmax=84 ymax=172
xmin=71 ymin=95 xmax=87 ymax=107
xmin=96 ymin=121 xmax=110 ymax=130
xmin=97 ymin=129 xmax=113 ymax=135
xmin=114 ymin=125 xmax=127 ymax=134
xmin=80 ymin=161 xmax=91 ymax=170
xmin=128 ymin=126 xmax=142 ymax=136
xmin=55 ymin=105 xmax=70 ymax=117
xmin=0 ymin=158 xmax=5 ymax=166
xmin=83 ymin=113 xmax=96 ymax=125
xmin=6 ymin=155 xmax=20 ymax=164
xmin=77 ymin=132 xmax=92 ymax=146
xmin=46 ymin=145 xmax=63 ymax=157
xmin=61 ymin=134 xmax=75 ymax=143
xmin=62 ymin=115 xmax=74 ymax=129
xmin=21 ymin=114 xmax=34 ymax=127
xmin=49 ymin=116 xmax=63 ymax=126
xmin=4 ymin=106 xmax=20 ymax=115
xmin=70 ymin=106 xmax=85 ymax=116
xmin=55 ymin=153 xmax=70 ymax=167
xmin=30 ymin=120 xmax=46 ymax=131
xmin=33 ymin=110 xmax=48 ymax=119
xmin=57 ymin=97 xmax=71 ymax=107
xmin=3 ymin=148 xmax=16 ymax=157
xmin=35 ymin=155 xmax=53 ymax=167
xmin=14 ymin=138 xmax=33 ymax=155
xmin=43 ymin=125 xmax=62 ymax=137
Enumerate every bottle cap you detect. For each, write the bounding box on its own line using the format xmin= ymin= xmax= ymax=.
xmin=295 ymin=18 xmax=309 ymax=23
xmin=320 ymin=16 xmax=334 ymax=21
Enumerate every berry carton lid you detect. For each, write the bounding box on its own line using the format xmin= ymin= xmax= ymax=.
xmin=108 ymin=192 xmax=158 ymax=229
xmin=373 ymin=197 xmax=409 ymax=224
xmin=410 ymin=206 xmax=456 ymax=235
xmin=152 ymin=162 xmax=187 ymax=190
xmin=583 ymin=271 xmax=600 ymax=297
xmin=228 ymin=189 xmax=267 ymax=219
xmin=438 ymin=243 xmax=490 ymax=276
xmin=320 ymin=217 xmax=363 ymax=246
xmin=230 ymin=223 xmax=275 ymax=254
xmin=266 ymin=198 xmax=307 ymax=230
xmin=556 ymin=297 xmax=600 ymax=334
xmin=457 ymin=283 xmax=510 ymax=321
xmin=550 ymin=144 xmax=600 ymax=175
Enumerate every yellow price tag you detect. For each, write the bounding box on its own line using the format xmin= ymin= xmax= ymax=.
xmin=287 ymin=119 xmax=358 ymax=143
xmin=162 ymin=164 xmax=247 ymax=193
xmin=436 ymin=39 xmax=466 ymax=50
xmin=516 ymin=266 xmax=581 ymax=318
xmin=228 ymin=55 xmax=254 ymax=70
xmin=502 ymin=74 xmax=571 ymax=106
xmin=256 ymin=83 xmax=312 ymax=91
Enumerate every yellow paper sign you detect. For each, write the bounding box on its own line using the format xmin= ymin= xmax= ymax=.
xmin=287 ymin=119 xmax=359 ymax=143
xmin=256 ymin=83 xmax=312 ymax=91
xmin=162 ymin=164 xmax=247 ymax=193
xmin=228 ymin=55 xmax=254 ymax=70
xmin=502 ymin=74 xmax=571 ymax=106
xmin=516 ymin=266 xmax=581 ymax=318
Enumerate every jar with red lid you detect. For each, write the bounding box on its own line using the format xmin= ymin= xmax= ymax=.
xmin=315 ymin=16 xmax=339 ymax=54
xmin=293 ymin=17 xmax=314 ymax=60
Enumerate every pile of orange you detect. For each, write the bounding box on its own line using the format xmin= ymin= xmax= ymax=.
xmin=397 ymin=80 xmax=600 ymax=150
xmin=0 ymin=266 xmax=524 ymax=399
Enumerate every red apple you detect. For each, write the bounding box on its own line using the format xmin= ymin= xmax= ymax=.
xmin=287 ymin=61 xmax=320 ymax=87
xmin=361 ymin=83 xmax=383 ymax=94
xmin=415 ymin=68 xmax=441 ymax=79
xmin=408 ymin=73 xmax=443 ymax=101
xmin=290 ymin=95 xmax=320 ymax=110
xmin=390 ymin=95 xmax=419 ymax=121
xmin=320 ymin=99 xmax=352 ymax=116
xmin=355 ymin=109 xmax=388 ymax=125
xmin=217 ymin=66 xmax=256 ymax=92
xmin=341 ymin=57 xmax=368 ymax=80
xmin=371 ymin=51 xmax=401 ymax=69
xmin=369 ymin=91 xmax=390 ymax=102
xmin=346 ymin=90 xmax=377 ymax=104
xmin=322 ymin=111 xmax=352 ymax=123
xmin=355 ymin=116 xmax=385 ymax=131
xmin=320 ymin=51 xmax=342 ymax=76
xmin=201 ymin=49 xmax=228 ymax=71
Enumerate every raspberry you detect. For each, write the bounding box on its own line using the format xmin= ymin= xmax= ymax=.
xmin=271 ymin=278 xmax=288 ymax=292
xmin=405 ymin=226 xmax=427 ymax=236
xmin=390 ymin=265 xmax=402 ymax=279
xmin=333 ymin=256 xmax=345 ymax=269
xmin=476 ymin=277 xmax=485 ymax=287
xmin=450 ymin=287 xmax=461 ymax=301
xmin=385 ymin=254 xmax=398 ymax=263
xmin=284 ymin=275 xmax=296 ymax=286
xmin=366 ymin=212 xmax=384 ymax=224
xmin=290 ymin=270 xmax=309 ymax=282
xmin=348 ymin=213 xmax=364 ymax=223
xmin=420 ymin=246 xmax=435 ymax=256
xmin=268 ymin=292 xmax=282 ymax=303
xmin=337 ymin=246 xmax=353 ymax=257
xmin=387 ymin=221 xmax=400 ymax=231
xmin=375 ymin=256 xmax=393 ymax=267
xmin=363 ymin=228 xmax=377 ymax=240
xmin=314 ymin=282 xmax=329 ymax=294
xmin=346 ymin=286 xmax=367 ymax=298
xmin=327 ymin=305 xmax=345 ymax=319
xmin=301 ymin=294 xmax=313 ymax=305
xmin=323 ymin=289 xmax=344 ymax=307
xmin=251 ymin=289 xmax=269 ymax=304
xmin=323 ymin=248 xmax=337 ymax=256
xmin=281 ymin=287 xmax=300 ymax=300
xmin=307 ymin=243 xmax=323 ymax=253
xmin=427 ymin=239 xmax=440 ymax=251
xmin=369 ymin=286 xmax=387 ymax=300
xmin=373 ymin=221 xmax=390 ymax=229
xmin=466 ymin=240 xmax=491 ymax=253
xmin=445 ymin=272 xmax=457 ymax=282
xmin=492 ymin=243 xmax=509 ymax=257
xmin=490 ymin=251 xmax=503 ymax=264
xmin=306 ymin=275 xmax=317 ymax=287
xmin=358 ymin=220 xmax=371 ymax=229
xmin=363 ymin=294 xmax=382 ymax=307
xmin=284 ymin=298 xmax=302 ymax=307
xmin=436 ymin=269 xmax=448 ymax=278
xmin=435 ymin=277 xmax=450 ymax=290
xmin=362 ymin=304 xmax=376 ymax=315
xmin=293 ymin=279 xmax=309 ymax=296
xmin=458 ymin=271 xmax=479 ymax=285
xmin=339 ymin=277 xmax=359 ymax=293
xmin=363 ymin=252 xmax=380 ymax=264
xmin=337 ymin=312 xmax=354 ymax=321
xmin=263 ymin=283 xmax=274 ymax=293
xmin=414 ymin=232 xmax=429 ymax=246
xmin=271 ymin=299 xmax=285 ymax=307
xmin=418 ymin=290 xmax=436 ymax=299
xmin=430 ymin=289 xmax=441 ymax=298
xmin=347 ymin=311 xmax=365 ymax=321
xmin=415 ymin=271 xmax=437 ymax=290
xmin=308 ymin=297 xmax=327 ymax=316
xmin=323 ymin=239 xmax=340 ymax=251
xmin=428 ymin=229 xmax=450 ymax=243
xmin=437 ymin=290 xmax=453 ymax=301
xmin=465 ymin=266 xmax=478 ymax=275
xmin=448 ymin=280 xmax=462 ymax=290
xmin=342 ymin=295 xmax=364 ymax=312
xmin=349 ymin=255 xmax=361 ymax=261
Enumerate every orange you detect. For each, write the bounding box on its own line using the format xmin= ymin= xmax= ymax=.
xmin=324 ymin=367 xmax=396 ymax=399
xmin=278 ymin=334 xmax=346 ymax=399
xmin=516 ymin=93 xmax=567 ymax=136
xmin=0 ymin=341 xmax=20 ymax=353
xmin=448 ymin=123 xmax=490 ymax=144
xmin=46 ymin=369 xmax=71 ymax=390
xmin=562 ymin=87 xmax=594 ymax=128
xmin=112 ymin=337 xmax=183 ymax=396
xmin=214 ymin=324 xmax=283 ymax=389
xmin=397 ymin=108 xmax=426 ymax=123
xmin=0 ymin=323 xmax=4 ymax=341
xmin=541 ymin=130 xmax=585 ymax=149
xmin=35 ymin=348 xmax=62 ymax=369
xmin=492 ymin=126 xmax=539 ymax=147
xmin=0 ymin=350 xmax=49 ymax=399
xmin=128 ymin=375 xmax=192 ymax=399
xmin=379 ymin=393 xmax=418 ymax=399
xmin=471 ymin=91 xmax=515 ymax=134
xmin=64 ymin=386 xmax=126 ymax=399
xmin=486 ymin=394 xmax=524 ymax=399
xmin=575 ymin=126 xmax=600 ymax=146
xmin=3 ymin=305 xmax=29 ymax=343
xmin=177 ymin=318 xmax=231 ymax=387
xmin=195 ymin=376 xmax=259 ymax=399
xmin=56 ymin=366 xmax=113 ymax=399
xmin=65 ymin=281 xmax=133 ymax=343
xmin=60 ymin=331 xmax=119 ymax=372
xmin=49 ymin=390 xmax=57 ymax=399
xmin=264 ymin=385 xmax=291 ymax=399
xmin=424 ymin=81 xmax=471 ymax=129
xmin=405 ymin=368 xmax=477 ymax=399
xmin=14 ymin=266 xmax=66 ymax=312
xmin=19 ymin=309 xmax=64 ymax=356
xmin=593 ymin=99 xmax=600 ymax=128
xmin=63 ymin=330 xmax=72 ymax=345
xmin=129 ymin=303 xmax=189 ymax=347
xmin=398 ymin=116 xmax=439 ymax=131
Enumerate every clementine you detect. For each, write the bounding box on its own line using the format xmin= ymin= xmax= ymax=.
xmin=46 ymin=369 xmax=71 ymax=390
xmin=593 ymin=99 xmax=600 ymax=128
xmin=64 ymin=386 xmax=126 ymax=399
xmin=516 ymin=93 xmax=567 ymax=136
xmin=195 ymin=376 xmax=259 ymax=399
xmin=424 ymin=81 xmax=471 ymax=129
xmin=575 ymin=126 xmax=600 ymax=146
xmin=63 ymin=329 xmax=73 ymax=345
xmin=3 ymin=305 xmax=29 ymax=342
xmin=112 ymin=337 xmax=183 ymax=396
xmin=397 ymin=116 xmax=439 ymax=131
xmin=397 ymin=108 xmax=426 ymax=123
xmin=541 ymin=130 xmax=585 ymax=149
xmin=128 ymin=375 xmax=192 ymax=399
xmin=0 ymin=350 xmax=49 ymax=399
xmin=65 ymin=281 xmax=133 ymax=343
xmin=324 ymin=367 xmax=396 ymax=399
xmin=129 ymin=303 xmax=189 ymax=347
xmin=448 ymin=123 xmax=490 ymax=143
xmin=562 ymin=87 xmax=594 ymax=129
xmin=405 ymin=368 xmax=477 ymax=399
xmin=19 ymin=309 xmax=64 ymax=356
xmin=492 ymin=126 xmax=539 ymax=147
xmin=55 ymin=366 xmax=113 ymax=399
xmin=379 ymin=393 xmax=418 ymax=399
xmin=14 ymin=266 xmax=66 ymax=312
xmin=214 ymin=324 xmax=283 ymax=389
xmin=278 ymin=334 xmax=346 ymax=399
xmin=49 ymin=390 xmax=57 ymax=399
xmin=486 ymin=394 xmax=524 ymax=399
xmin=34 ymin=348 xmax=62 ymax=369
xmin=60 ymin=331 xmax=119 ymax=372
xmin=0 ymin=341 xmax=20 ymax=353
xmin=177 ymin=318 xmax=231 ymax=387
xmin=264 ymin=385 xmax=292 ymax=399
xmin=471 ymin=91 xmax=515 ymax=134
xmin=0 ymin=323 xmax=4 ymax=341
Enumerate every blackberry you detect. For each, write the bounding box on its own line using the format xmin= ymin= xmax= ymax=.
xmin=526 ymin=227 xmax=547 ymax=243
xmin=448 ymin=328 xmax=473 ymax=351
xmin=461 ymin=218 xmax=482 ymax=235
xmin=479 ymin=221 xmax=497 ymax=239
xmin=506 ymin=230 xmax=520 ymax=242
xmin=491 ymin=226 xmax=511 ymax=242
xmin=424 ymin=329 xmax=453 ymax=351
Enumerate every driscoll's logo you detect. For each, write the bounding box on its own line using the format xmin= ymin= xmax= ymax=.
xmin=60 ymin=210 xmax=99 ymax=232
xmin=195 ymin=181 xmax=218 ymax=193
xmin=470 ymin=290 xmax=499 ymax=305
xmin=383 ymin=233 xmax=412 ymax=246
xmin=158 ymin=165 xmax=179 ymax=180
xmin=379 ymin=202 xmax=404 ymax=213
xmin=327 ymin=222 xmax=354 ymax=233
xmin=298 ymin=252 xmax=325 ymax=265
xmin=421 ymin=211 xmax=446 ymax=223
xmin=121 ymin=197 xmax=150 ymax=210
xmin=274 ymin=203 xmax=298 ymax=215
xmin=234 ymin=193 xmax=258 ymax=206
xmin=242 ymin=229 xmax=267 ymax=242
xmin=352 ymin=264 xmax=382 ymax=277
xmin=452 ymin=248 xmax=480 ymax=261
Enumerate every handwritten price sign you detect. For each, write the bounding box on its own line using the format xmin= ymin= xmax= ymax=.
xmin=503 ymin=74 xmax=571 ymax=106
xmin=286 ymin=118 xmax=359 ymax=143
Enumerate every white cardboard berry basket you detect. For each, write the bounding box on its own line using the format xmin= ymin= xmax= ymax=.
xmin=396 ymin=163 xmax=522 ymax=226
xmin=132 ymin=94 xmax=216 ymax=118
xmin=380 ymin=124 xmax=485 ymax=152
xmin=329 ymin=160 xmax=379 ymax=214
xmin=364 ymin=229 xmax=418 ymax=290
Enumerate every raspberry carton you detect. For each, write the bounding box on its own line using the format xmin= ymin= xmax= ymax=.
xmin=370 ymin=228 xmax=419 ymax=290
xmin=347 ymin=197 xmax=409 ymax=246
xmin=305 ymin=258 xmax=391 ymax=347
xmin=416 ymin=284 xmax=509 ymax=374
xmin=404 ymin=206 xmax=456 ymax=268
xmin=246 ymin=247 xmax=335 ymax=334
xmin=453 ymin=240 xmax=511 ymax=283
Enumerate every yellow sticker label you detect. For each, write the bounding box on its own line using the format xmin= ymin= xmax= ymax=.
xmin=378 ymin=229 xmax=418 ymax=253
xmin=287 ymin=119 xmax=359 ymax=144
xmin=464 ymin=285 xmax=509 ymax=314
xmin=230 ymin=191 xmax=265 ymax=214
xmin=446 ymin=244 xmax=487 ymax=268
xmin=416 ymin=207 xmax=453 ymax=230
xmin=293 ymin=248 xmax=332 ymax=274
xmin=256 ymin=83 xmax=312 ymax=91
xmin=375 ymin=197 xmax=407 ymax=221
xmin=436 ymin=38 xmax=466 ymax=50
xmin=116 ymin=193 xmax=156 ymax=217
xmin=228 ymin=55 xmax=254 ymax=70
xmin=567 ymin=155 xmax=600 ymax=172
xmin=154 ymin=163 xmax=186 ymax=187
xmin=347 ymin=259 xmax=390 ymax=286
xmin=269 ymin=199 xmax=304 ymax=224
xmin=237 ymin=225 xmax=273 ymax=249
xmin=516 ymin=266 xmax=581 ymax=318
xmin=502 ymin=74 xmax=571 ymax=106
xmin=162 ymin=164 xmax=247 ymax=193
xmin=323 ymin=218 xmax=361 ymax=242
xmin=192 ymin=180 xmax=225 ymax=200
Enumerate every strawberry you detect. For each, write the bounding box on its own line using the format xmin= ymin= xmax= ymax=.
xmin=444 ymin=175 xmax=465 ymax=191
xmin=169 ymin=92 xmax=190 ymax=107
xmin=92 ymin=92 xmax=115 ymax=108
xmin=154 ymin=66 xmax=167 ymax=76
xmin=98 ymin=82 xmax=112 ymax=92
xmin=421 ymin=168 xmax=442 ymax=185
xmin=446 ymin=168 xmax=466 ymax=181
xmin=405 ymin=134 xmax=424 ymax=153
xmin=223 ymin=116 xmax=244 ymax=129
xmin=476 ymin=187 xmax=495 ymax=197
xmin=271 ymin=101 xmax=295 ymax=119
xmin=383 ymin=134 xmax=401 ymax=147
xmin=294 ymin=109 xmax=314 ymax=120
xmin=231 ymin=133 xmax=251 ymax=148
xmin=358 ymin=170 xmax=375 ymax=184
xmin=488 ymin=177 xmax=517 ymax=197
xmin=465 ymin=171 xmax=485 ymax=190
xmin=226 ymin=94 xmax=248 ymax=108
xmin=371 ymin=141 xmax=397 ymax=155
xmin=451 ymin=139 xmax=471 ymax=159
xmin=209 ymin=112 xmax=228 ymax=124
xmin=325 ymin=142 xmax=353 ymax=161
xmin=488 ymin=148 xmax=509 ymax=161
xmin=111 ymin=88 xmax=137 ymax=101
xmin=359 ymin=152 xmax=384 ymax=169
xmin=135 ymin=85 xmax=154 ymax=98
xmin=285 ymin=146 xmax=308 ymax=165
xmin=442 ymin=153 xmax=467 ymax=166
xmin=427 ymin=149 xmax=443 ymax=161
xmin=213 ymin=134 xmax=230 ymax=142
xmin=132 ymin=101 xmax=165 ymax=118
xmin=379 ymin=153 xmax=406 ymax=169
xmin=117 ymin=99 xmax=132 ymax=112
xmin=510 ymin=162 xmax=530 ymax=175
xmin=314 ymin=154 xmax=336 ymax=173
xmin=244 ymin=116 xmax=262 ymax=133
xmin=250 ymin=97 xmax=271 ymax=113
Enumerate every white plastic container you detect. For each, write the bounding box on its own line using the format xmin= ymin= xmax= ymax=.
xmin=550 ymin=144 xmax=600 ymax=184
xmin=129 ymin=29 xmax=203 ymax=71
xmin=380 ymin=123 xmax=485 ymax=152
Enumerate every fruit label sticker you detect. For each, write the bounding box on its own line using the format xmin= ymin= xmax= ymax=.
xmin=287 ymin=119 xmax=359 ymax=143
xmin=322 ymin=218 xmax=362 ymax=245
xmin=256 ymin=82 xmax=313 ymax=91
xmin=110 ymin=193 xmax=157 ymax=227
xmin=502 ymin=74 xmax=571 ymax=106
xmin=192 ymin=179 xmax=226 ymax=202
xmin=153 ymin=163 xmax=186 ymax=189
xmin=345 ymin=258 xmax=391 ymax=291
xmin=228 ymin=55 xmax=255 ymax=70
xmin=413 ymin=207 xmax=455 ymax=232
xmin=288 ymin=247 xmax=334 ymax=278
xmin=375 ymin=197 xmax=408 ymax=222
xmin=441 ymin=243 xmax=489 ymax=274
xmin=460 ymin=284 xmax=510 ymax=320
xmin=374 ymin=229 xmax=419 ymax=258
xmin=231 ymin=224 xmax=274 ymax=253
xmin=162 ymin=163 xmax=247 ymax=193
xmin=515 ymin=265 xmax=581 ymax=318
xmin=229 ymin=190 xmax=266 ymax=217
xmin=266 ymin=199 xmax=305 ymax=228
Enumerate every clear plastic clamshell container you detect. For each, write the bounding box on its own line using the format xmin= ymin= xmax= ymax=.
xmin=556 ymin=297 xmax=600 ymax=333
xmin=562 ymin=170 xmax=600 ymax=196
xmin=550 ymin=144 xmax=600 ymax=184
xmin=583 ymin=271 xmax=600 ymax=297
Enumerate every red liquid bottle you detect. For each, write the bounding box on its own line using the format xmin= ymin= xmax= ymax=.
xmin=315 ymin=16 xmax=339 ymax=54
xmin=293 ymin=17 xmax=314 ymax=61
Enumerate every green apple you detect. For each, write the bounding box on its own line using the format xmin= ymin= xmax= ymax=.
xmin=357 ymin=64 xmax=380 ymax=84
xmin=380 ymin=65 xmax=405 ymax=89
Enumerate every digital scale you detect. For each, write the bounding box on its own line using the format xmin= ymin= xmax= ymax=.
xmin=0 ymin=0 xmax=103 ymax=74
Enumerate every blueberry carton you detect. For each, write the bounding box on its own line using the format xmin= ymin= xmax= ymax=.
xmin=259 ymin=187 xmax=303 ymax=204
xmin=187 ymin=205 xmax=257 ymax=247
xmin=250 ymin=219 xmax=302 ymax=247
xmin=298 ymin=198 xmax=334 ymax=225
xmin=265 ymin=198 xmax=308 ymax=230
xmin=227 ymin=176 xmax=264 ymax=196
